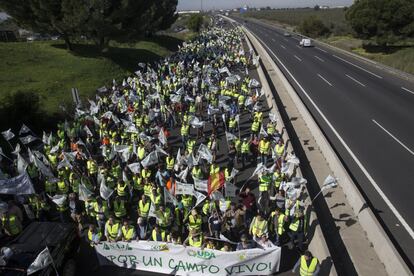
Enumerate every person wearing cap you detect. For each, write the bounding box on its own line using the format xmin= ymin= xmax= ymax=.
xmin=236 ymin=234 xmax=254 ymax=250
xmin=292 ymin=250 xmax=320 ymax=276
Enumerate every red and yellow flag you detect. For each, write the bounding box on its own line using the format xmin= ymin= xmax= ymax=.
xmin=208 ymin=171 xmax=225 ymax=196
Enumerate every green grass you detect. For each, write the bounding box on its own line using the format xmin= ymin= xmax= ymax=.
xmin=0 ymin=35 xmax=184 ymax=117
xmin=243 ymin=8 xmax=352 ymax=36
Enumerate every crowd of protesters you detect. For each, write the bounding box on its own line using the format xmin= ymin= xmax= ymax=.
xmin=0 ymin=19 xmax=319 ymax=275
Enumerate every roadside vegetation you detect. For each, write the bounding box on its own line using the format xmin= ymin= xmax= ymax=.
xmin=242 ymin=1 xmax=414 ymax=75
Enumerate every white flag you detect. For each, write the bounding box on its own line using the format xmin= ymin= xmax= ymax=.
xmin=194 ymin=178 xmax=208 ymax=192
xmin=269 ymin=112 xmax=278 ymax=123
xmin=249 ymin=78 xmax=260 ymax=88
xmin=158 ymin=129 xmax=167 ymax=145
xmin=252 ymin=163 xmax=266 ymax=177
xmin=194 ymin=191 xmax=207 ymax=208
xmin=50 ymin=144 xmax=60 ymax=154
xmin=27 ymin=247 xmax=53 ymax=275
xmin=197 ymin=144 xmax=213 ymax=164
xmin=175 ymin=167 xmax=189 ymax=182
xmin=127 ymin=162 xmax=141 ymax=174
xmin=17 ymin=153 xmax=28 ymax=174
xmin=322 ymin=175 xmax=338 ymax=190
xmin=49 ymin=194 xmax=67 ymax=206
xmin=19 ymin=124 xmax=32 ymax=135
xmin=1 ymin=129 xmax=15 ymax=141
xmin=225 ymin=182 xmax=237 ymax=197
xmin=260 ymin=125 xmax=268 ymax=137
xmin=225 ymin=131 xmax=237 ymax=141
xmin=84 ymin=125 xmax=93 ymax=137
xmin=11 ymin=143 xmax=21 ymax=155
xmin=141 ymin=151 xmax=158 ymax=167
xmin=155 ymin=145 xmax=168 ymax=156
xmin=175 ymin=181 xmax=195 ymax=195
xmin=100 ymin=179 xmax=114 ymax=200
xmin=79 ymin=183 xmax=93 ymax=201
xmin=20 ymin=135 xmax=37 ymax=145
xmin=33 ymin=155 xmax=54 ymax=178
xmin=164 ymin=188 xmax=178 ymax=206
xmin=189 ymin=116 xmax=205 ymax=129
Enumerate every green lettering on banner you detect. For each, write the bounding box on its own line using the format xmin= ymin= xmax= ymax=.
xmin=176 ymin=260 xmax=186 ymax=271
xmin=168 ymin=258 xmax=176 ymax=269
xmin=185 ymin=262 xmax=199 ymax=272
xmin=256 ymin=262 xmax=268 ymax=272
xmin=269 ymin=262 xmax=272 ymax=271
xmin=143 ymin=256 xmax=152 ymax=266
xmin=199 ymin=264 xmax=208 ymax=273
xmin=118 ymin=255 xmax=127 ymax=264
xmin=225 ymin=266 xmax=233 ymax=275
xmin=107 ymin=255 xmax=116 ymax=262
xmin=245 ymin=263 xmax=255 ymax=273
xmin=154 ymin=257 xmax=163 ymax=267
xmin=208 ymin=265 xmax=220 ymax=274
xmin=236 ymin=264 xmax=245 ymax=273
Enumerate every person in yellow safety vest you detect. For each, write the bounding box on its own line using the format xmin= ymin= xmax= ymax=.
xmin=156 ymin=205 xmax=172 ymax=230
xmin=254 ymin=111 xmax=263 ymax=122
xmin=258 ymin=172 xmax=272 ymax=194
xmin=113 ymin=197 xmax=127 ymax=219
xmin=181 ymin=194 xmax=193 ymax=210
xmin=121 ymin=220 xmax=136 ymax=242
xmin=167 ymin=232 xmax=182 ymax=245
xmin=267 ymin=121 xmax=276 ymax=136
xmin=184 ymin=229 xmax=204 ymax=248
xmin=132 ymin=174 xmax=143 ymax=194
xmin=209 ymin=163 xmax=220 ymax=176
xmin=56 ymin=179 xmax=69 ymax=194
xmin=251 ymin=118 xmax=260 ymax=137
xmin=181 ymin=124 xmax=189 ymax=148
xmin=141 ymin=167 xmax=151 ymax=184
xmin=151 ymin=224 xmax=166 ymax=242
xmin=143 ymin=182 xmax=153 ymax=198
xmin=275 ymin=140 xmax=285 ymax=158
xmin=137 ymin=143 xmax=146 ymax=160
xmin=292 ymin=251 xmax=320 ymax=276
xmin=186 ymin=209 xmax=202 ymax=232
xmin=191 ymin=164 xmax=203 ymax=180
xmin=149 ymin=188 xmax=162 ymax=208
xmin=137 ymin=194 xmax=150 ymax=219
xmin=240 ymin=138 xmax=250 ymax=168
xmin=186 ymin=138 xmax=196 ymax=154
xmin=249 ymin=213 xmax=268 ymax=241
xmin=288 ymin=211 xmax=305 ymax=251
xmin=92 ymin=198 xmax=108 ymax=230
xmin=166 ymin=154 xmax=175 ymax=171
xmin=1 ymin=212 xmax=22 ymax=236
xmin=105 ymin=216 xmax=121 ymax=242
xmin=87 ymin=158 xmax=98 ymax=176
xmin=28 ymin=194 xmax=47 ymax=220
xmin=273 ymin=168 xmax=285 ymax=192
xmin=228 ymin=116 xmax=237 ymax=133
xmin=87 ymin=224 xmax=101 ymax=246
xmin=45 ymin=179 xmax=57 ymax=194
xmin=69 ymin=172 xmax=80 ymax=194
xmin=269 ymin=209 xmax=287 ymax=246
xmin=116 ymin=180 xmax=128 ymax=197
xmin=238 ymin=94 xmax=245 ymax=109
xmin=259 ymin=137 xmax=270 ymax=164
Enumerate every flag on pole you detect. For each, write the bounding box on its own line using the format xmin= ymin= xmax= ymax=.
xmin=158 ymin=129 xmax=167 ymax=145
xmin=20 ymin=135 xmax=37 ymax=145
xmin=11 ymin=143 xmax=21 ymax=155
xmin=194 ymin=178 xmax=208 ymax=192
xmin=1 ymin=129 xmax=15 ymax=141
xmin=225 ymin=131 xmax=238 ymax=141
xmin=322 ymin=175 xmax=338 ymax=191
xmin=19 ymin=124 xmax=32 ymax=135
xmin=127 ymin=162 xmax=141 ymax=174
xmin=259 ymin=125 xmax=268 ymax=137
xmin=27 ymin=247 xmax=54 ymax=275
xmin=194 ymin=191 xmax=207 ymax=208
xmin=79 ymin=183 xmax=93 ymax=201
xmin=17 ymin=153 xmax=28 ymax=174
xmin=208 ymin=171 xmax=225 ymax=196
xmin=100 ymin=178 xmax=114 ymax=200
xmin=141 ymin=151 xmax=158 ymax=167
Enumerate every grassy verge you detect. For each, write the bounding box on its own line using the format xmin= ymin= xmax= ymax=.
xmin=0 ymin=32 xmax=191 ymax=132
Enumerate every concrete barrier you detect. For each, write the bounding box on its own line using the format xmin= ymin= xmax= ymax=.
xmin=241 ymin=19 xmax=337 ymax=276
xmin=239 ymin=20 xmax=411 ymax=276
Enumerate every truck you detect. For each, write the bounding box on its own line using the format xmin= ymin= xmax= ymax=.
xmin=0 ymin=222 xmax=80 ymax=276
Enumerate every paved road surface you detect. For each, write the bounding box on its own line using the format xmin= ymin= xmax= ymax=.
xmin=232 ymin=17 xmax=414 ymax=270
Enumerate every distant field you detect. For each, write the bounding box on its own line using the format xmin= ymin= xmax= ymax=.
xmin=243 ymin=8 xmax=351 ymax=36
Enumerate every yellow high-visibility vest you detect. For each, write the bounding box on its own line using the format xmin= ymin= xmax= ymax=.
xmin=300 ymin=256 xmax=318 ymax=276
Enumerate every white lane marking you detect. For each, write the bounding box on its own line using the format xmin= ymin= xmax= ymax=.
xmin=333 ymin=54 xmax=383 ymax=79
xmin=372 ymin=120 xmax=414 ymax=156
xmin=294 ymin=55 xmax=302 ymax=62
xmin=316 ymin=47 xmax=328 ymax=53
xmin=283 ymin=38 xmax=288 ymax=42
xmin=401 ymin=87 xmax=414 ymax=95
xmin=296 ymin=45 xmax=301 ymax=49
xmin=314 ymin=55 xmax=325 ymax=62
xmin=317 ymin=74 xmax=333 ymax=87
xmin=252 ymin=33 xmax=414 ymax=240
xmin=346 ymin=74 xmax=366 ymax=87
xmin=292 ymin=37 xmax=300 ymax=41
xmin=271 ymin=38 xmax=276 ymax=42
xmin=280 ymin=45 xmax=286 ymax=49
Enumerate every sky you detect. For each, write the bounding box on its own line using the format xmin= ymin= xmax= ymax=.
xmin=177 ymin=0 xmax=354 ymax=10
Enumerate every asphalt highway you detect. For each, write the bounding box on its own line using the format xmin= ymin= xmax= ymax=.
xmin=233 ymin=17 xmax=414 ymax=269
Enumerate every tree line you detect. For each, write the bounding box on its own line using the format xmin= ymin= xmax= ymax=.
xmin=0 ymin=0 xmax=178 ymax=52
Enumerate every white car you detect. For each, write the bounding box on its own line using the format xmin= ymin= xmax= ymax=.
xmin=299 ymin=38 xmax=312 ymax=47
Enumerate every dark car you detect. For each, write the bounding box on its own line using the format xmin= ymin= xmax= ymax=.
xmin=0 ymin=222 xmax=80 ymax=276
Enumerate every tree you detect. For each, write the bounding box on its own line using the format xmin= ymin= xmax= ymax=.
xmin=0 ymin=0 xmax=178 ymax=52
xmin=314 ymin=5 xmax=320 ymax=11
xmin=299 ymin=16 xmax=330 ymax=38
xmin=346 ymin=0 xmax=414 ymax=46
xmin=187 ymin=14 xmax=203 ymax=33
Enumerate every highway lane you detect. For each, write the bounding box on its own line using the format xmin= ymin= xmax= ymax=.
xmin=234 ymin=18 xmax=414 ymax=268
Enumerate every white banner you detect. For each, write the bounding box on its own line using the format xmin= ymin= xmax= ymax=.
xmin=175 ymin=182 xmax=195 ymax=195
xmin=95 ymin=241 xmax=281 ymax=276
xmin=0 ymin=173 xmax=35 ymax=195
